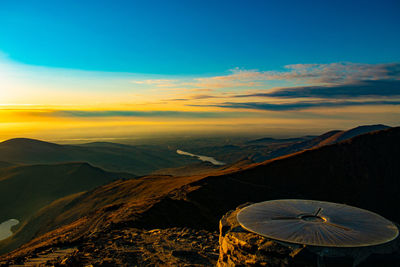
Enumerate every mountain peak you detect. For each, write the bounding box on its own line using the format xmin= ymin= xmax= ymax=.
xmin=0 ymin=138 xmax=60 ymax=147
xmin=336 ymin=124 xmax=390 ymax=143
xmin=348 ymin=124 xmax=390 ymax=132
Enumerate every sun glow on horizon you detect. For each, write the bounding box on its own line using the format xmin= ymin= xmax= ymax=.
xmin=1 ymin=54 xmax=399 ymax=141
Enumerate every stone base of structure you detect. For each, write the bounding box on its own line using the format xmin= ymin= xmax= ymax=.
xmin=217 ymin=203 xmax=400 ymax=267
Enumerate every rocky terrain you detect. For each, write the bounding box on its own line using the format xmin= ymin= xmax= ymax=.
xmin=3 ymin=228 xmax=219 ymax=266
xmin=218 ymin=205 xmax=400 ymax=267
xmin=0 ymin=126 xmax=399 ymax=266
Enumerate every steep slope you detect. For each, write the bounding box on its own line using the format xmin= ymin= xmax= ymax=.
xmin=1 ymin=127 xmax=398 ymax=262
xmin=167 ymin=126 xmax=400 ymax=228
xmin=0 ymin=139 xmax=198 ymax=175
xmin=181 ymin=124 xmax=390 ymax=164
xmin=335 ymin=124 xmax=390 ymax=142
xmin=0 ymin=173 xmax=207 ymax=256
xmin=253 ymin=124 xmax=390 ymax=162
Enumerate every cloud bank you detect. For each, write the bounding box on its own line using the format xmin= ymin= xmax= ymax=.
xmin=183 ymin=63 xmax=400 ymax=111
xmin=236 ymin=79 xmax=400 ymax=99
xmin=190 ymin=63 xmax=400 ymax=89
xmin=206 ymin=100 xmax=400 ymax=111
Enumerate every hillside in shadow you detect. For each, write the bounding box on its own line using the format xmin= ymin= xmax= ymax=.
xmin=134 ymin=126 xmax=400 ymax=230
xmin=179 ymin=124 xmax=390 ymax=163
xmin=0 ymin=139 xmax=199 ymax=176
xmin=0 ymin=163 xmax=133 ymax=254
xmin=1 ymin=126 xmax=398 ymax=262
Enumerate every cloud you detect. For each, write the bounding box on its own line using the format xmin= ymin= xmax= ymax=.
xmin=125 ymin=62 xmax=400 ymax=94
xmin=189 ymin=94 xmax=219 ymax=100
xmin=189 ymin=63 xmax=400 ymax=89
xmin=281 ymin=63 xmax=400 ymax=83
xmin=191 ymin=100 xmax=400 ymax=111
xmin=236 ymin=79 xmax=400 ymax=99
xmin=167 ymin=94 xmax=220 ymax=101
xmin=130 ymin=79 xmax=179 ymax=87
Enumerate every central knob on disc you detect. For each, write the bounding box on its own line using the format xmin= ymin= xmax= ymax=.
xmin=300 ymin=215 xmax=325 ymax=222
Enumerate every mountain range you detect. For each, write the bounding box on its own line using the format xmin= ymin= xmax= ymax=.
xmin=179 ymin=124 xmax=390 ymax=163
xmin=0 ymin=125 xmax=398 ymax=265
xmin=0 ymin=138 xmax=200 ymax=176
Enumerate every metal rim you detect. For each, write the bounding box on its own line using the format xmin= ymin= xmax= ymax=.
xmin=237 ymin=199 xmax=399 ymax=247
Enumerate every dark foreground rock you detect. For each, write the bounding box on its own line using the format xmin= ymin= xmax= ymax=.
xmin=0 ymin=227 xmax=219 ymax=266
xmin=218 ymin=204 xmax=400 ymax=267
xmin=1 ymin=127 xmax=400 ymax=266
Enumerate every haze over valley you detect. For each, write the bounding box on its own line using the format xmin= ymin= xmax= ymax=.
xmin=0 ymin=0 xmax=399 ymax=265
xmin=0 ymin=124 xmax=398 ymax=262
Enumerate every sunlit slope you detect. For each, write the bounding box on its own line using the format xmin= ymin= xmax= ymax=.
xmin=0 ymin=159 xmax=252 ymax=255
xmin=2 ymin=127 xmax=398 ymax=260
xmin=0 ymin=173 xmax=208 ymax=255
xmin=65 ymin=126 xmax=400 ymax=228
xmin=0 ymin=139 xmax=198 ymax=175
xmin=173 ymin=127 xmax=400 ymax=228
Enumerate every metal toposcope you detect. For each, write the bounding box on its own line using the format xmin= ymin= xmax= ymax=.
xmin=237 ymin=199 xmax=399 ymax=247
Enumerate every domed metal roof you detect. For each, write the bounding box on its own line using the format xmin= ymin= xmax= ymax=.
xmin=237 ymin=199 xmax=399 ymax=247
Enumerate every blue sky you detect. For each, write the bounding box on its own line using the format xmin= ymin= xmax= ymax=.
xmin=1 ymin=0 xmax=399 ymax=74
xmin=0 ymin=0 xmax=399 ymax=140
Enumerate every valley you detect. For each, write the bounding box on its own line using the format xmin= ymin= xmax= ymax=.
xmin=2 ymin=3 xmax=398 ymax=265
xmin=0 ymin=125 xmax=398 ymax=266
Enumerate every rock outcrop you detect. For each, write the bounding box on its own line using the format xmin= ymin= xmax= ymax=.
xmin=2 ymin=127 xmax=400 ymax=265
xmin=217 ymin=204 xmax=313 ymax=266
xmin=0 ymin=227 xmax=219 ymax=266
xmin=218 ymin=204 xmax=400 ymax=267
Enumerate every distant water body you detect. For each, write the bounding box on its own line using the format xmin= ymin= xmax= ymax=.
xmin=176 ymin=150 xmax=225 ymax=166
xmin=0 ymin=219 xmax=19 ymax=241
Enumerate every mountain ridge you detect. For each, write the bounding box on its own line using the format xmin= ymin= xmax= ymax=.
xmin=1 ymin=126 xmax=399 ymax=262
xmin=0 ymin=139 xmax=199 ymax=176
xmin=0 ymin=161 xmax=135 ymax=254
xmin=250 ymin=124 xmax=390 ymax=162
xmin=0 ymin=124 xmax=389 ymax=175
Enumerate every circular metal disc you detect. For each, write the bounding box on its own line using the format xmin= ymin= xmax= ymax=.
xmin=237 ymin=199 xmax=399 ymax=247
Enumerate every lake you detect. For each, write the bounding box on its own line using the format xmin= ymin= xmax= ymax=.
xmin=0 ymin=219 xmax=19 ymax=241
xmin=176 ymin=149 xmax=225 ymax=166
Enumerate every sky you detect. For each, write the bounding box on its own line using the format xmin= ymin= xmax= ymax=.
xmin=0 ymin=0 xmax=399 ymax=141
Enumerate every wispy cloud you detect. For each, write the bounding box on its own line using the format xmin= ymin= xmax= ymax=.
xmin=279 ymin=63 xmax=400 ymax=83
xmin=2 ymin=54 xmax=400 ymax=117
xmin=131 ymin=79 xmax=179 ymax=87
xmin=183 ymin=63 xmax=400 ymax=90
xmin=167 ymin=94 xmax=221 ymax=101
